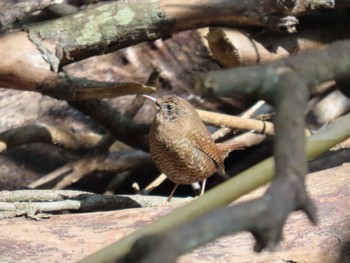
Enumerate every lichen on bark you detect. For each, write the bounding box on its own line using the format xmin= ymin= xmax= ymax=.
xmin=27 ymin=0 xmax=173 ymax=71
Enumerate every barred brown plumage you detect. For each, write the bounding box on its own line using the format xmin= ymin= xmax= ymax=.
xmin=144 ymin=95 xmax=230 ymax=202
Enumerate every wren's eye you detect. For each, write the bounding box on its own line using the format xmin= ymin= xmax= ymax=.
xmin=165 ymin=104 xmax=174 ymax=111
xmin=162 ymin=102 xmax=177 ymax=121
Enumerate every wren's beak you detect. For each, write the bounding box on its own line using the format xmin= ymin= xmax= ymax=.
xmin=143 ymin=94 xmax=161 ymax=109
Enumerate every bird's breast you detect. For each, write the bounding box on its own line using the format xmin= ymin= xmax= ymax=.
xmin=149 ymin=131 xmax=218 ymax=184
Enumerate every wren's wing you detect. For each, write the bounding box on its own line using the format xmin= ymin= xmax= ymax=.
xmin=189 ymin=128 xmax=225 ymax=174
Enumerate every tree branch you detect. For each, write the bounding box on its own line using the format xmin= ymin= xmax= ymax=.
xmin=0 ymin=123 xmax=101 ymax=153
xmin=0 ymin=0 xmax=345 ymax=102
xmin=0 ymin=0 xmax=61 ymax=30
xmin=196 ymin=109 xmax=275 ymax=135
xmin=79 ymin=113 xmax=350 ymax=263
xmin=207 ymin=17 xmax=350 ymax=68
xmin=0 ymin=189 xmax=141 ymax=220
xmin=195 ymin=40 xmax=350 ymax=98
xmin=53 ymin=150 xmax=151 ymax=190
xmin=69 ymin=99 xmax=148 ymax=150
xmin=21 ymin=0 xmax=342 ymax=70
xmin=0 ymin=189 xmax=190 ymax=220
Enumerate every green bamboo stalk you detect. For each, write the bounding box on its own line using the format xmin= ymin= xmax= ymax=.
xmin=79 ymin=113 xmax=350 ymax=263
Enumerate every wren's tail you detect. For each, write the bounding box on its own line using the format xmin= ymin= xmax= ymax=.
xmin=215 ymin=140 xmax=246 ymax=177
xmin=217 ymin=141 xmax=246 ymax=160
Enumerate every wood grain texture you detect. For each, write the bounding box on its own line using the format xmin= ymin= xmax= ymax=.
xmin=0 ymin=163 xmax=349 ymax=262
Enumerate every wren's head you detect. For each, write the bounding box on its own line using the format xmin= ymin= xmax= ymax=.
xmin=143 ymin=95 xmax=198 ymax=124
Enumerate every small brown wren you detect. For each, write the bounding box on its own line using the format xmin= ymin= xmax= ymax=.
xmin=144 ymin=95 xmax=233 ymax=202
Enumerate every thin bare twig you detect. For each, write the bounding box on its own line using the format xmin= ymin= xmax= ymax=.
xmin=197 ymin=109 xmax=275 ymax=135
xmin=142 ymin=174 xmax=168 ymax=195
xmin=211 ymin=100 xmax=270 ymax=141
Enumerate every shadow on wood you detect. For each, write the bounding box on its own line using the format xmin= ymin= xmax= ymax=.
xmin=0 ymin=163 xmax=349 ymax=262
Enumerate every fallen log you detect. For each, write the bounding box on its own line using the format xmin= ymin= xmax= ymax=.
xmin=0 ymin=163 xmax=348 ymax=262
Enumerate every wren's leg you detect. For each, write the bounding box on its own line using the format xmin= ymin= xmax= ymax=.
xmin=167 ymin=184 xmax=179 ymax=202
xmin=200 ymin=178 xmax=207 ymax=196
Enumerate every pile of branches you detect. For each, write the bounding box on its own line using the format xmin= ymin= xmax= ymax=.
xmin=0 ymin=0 xmax=349 ymax=262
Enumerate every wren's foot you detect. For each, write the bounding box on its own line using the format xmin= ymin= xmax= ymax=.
xmin=199 ymin=179 xmax=207 ymax=196
xmin=167 ymin=184 xmax=179 ymax=202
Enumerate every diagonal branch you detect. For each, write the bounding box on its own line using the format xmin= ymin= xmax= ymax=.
xmin=79 ymin=113 xmax=350 ymax=263
xmin=52 ymin=150 xmax=151 ymax=190
xmin=194 ymin=43 xmax=350 ymax=248
xmin=67 ymin=70 xmax=159 ymax=150
xmin=69 ymin=99 xmax=149 ymax=150
xmin=116 ymin=113 xmax=350 ymax=263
